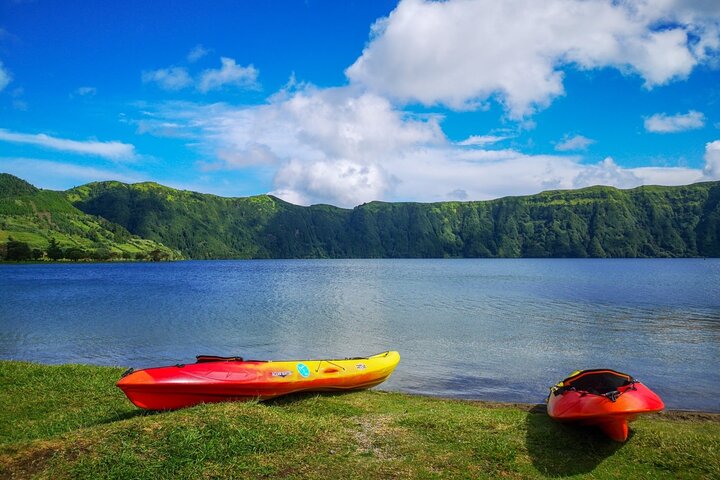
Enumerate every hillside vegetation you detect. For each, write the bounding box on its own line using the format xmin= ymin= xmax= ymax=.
xmin=1 ymin=361 xmax=718 ymax=479
xmin=68 ymin=178 xmax=720 ymax=259
xmin=0 ymin=174 xmax=180 ymax=261
xmin=2 ymin=173 xmax=719 ymax=260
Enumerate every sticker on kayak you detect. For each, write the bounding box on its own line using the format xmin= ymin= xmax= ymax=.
xmin=297 ymin=363 xmax=310 ymax=378
xmin=356 ymin=363 xmax=366 ymax=370
xmin=272 ymin=371 xmax=292 ymax=378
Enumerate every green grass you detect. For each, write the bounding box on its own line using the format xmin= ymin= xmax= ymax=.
xmin=1 ymin=361 xmax=718 ymax=479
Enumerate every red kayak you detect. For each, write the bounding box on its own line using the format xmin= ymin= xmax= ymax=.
xmin=117 ymin=351 xmax=400 ymax=410
xmin=547 ymin=369 xmax=665 ymax=441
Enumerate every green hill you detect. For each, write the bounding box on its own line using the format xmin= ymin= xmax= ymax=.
xmin=0 ymin=174 xmax=180 ymax=261
xmin=66 ymin=178 xmax=720 ymax=259
xmin=3 ymin=172 xmax=719 ymax=260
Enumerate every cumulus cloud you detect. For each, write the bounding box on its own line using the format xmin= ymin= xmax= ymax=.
xmin=145 ymin=86 xmax=442 ymax=206
xmin=644 ymin=110 xmax=706 ymax=133
xmin=142 ymin=66 xmax=193 ymax=91
xmin=0 ymin=129 xmax=136 ymax=161
xmin=215 ymin=142 xmax=281 ymax=169
xmin=555 ymin=134 xmax=595 ymax=151
xmin=0 ymin=61 xmax=11 ymax=91
xmin=141 ymin=86 xmax=709 ymax=207
xmin=572 ymin=157 xmax=640 ymax=188
xmin=144 ymin=57 xmax=259 ymax=93
xmin=273 ymin=159 xmax=397 ymax=207
xmin=198 ymin=57 xmax=259 ymax=93
xmin=704 ymin=140 xmax=720 ymax=179
xmin=346 ymin=0 xmax=719 ymax=117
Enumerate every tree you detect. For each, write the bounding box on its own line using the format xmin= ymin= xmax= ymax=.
xmin=149 ymin=249 xmax=169 ymax=261
xmin=47 ymin=238 xmax=64 ymax=260
xmin=91 ymin=247 xmax=112 ymax=261
xmin=5 ymin=239 xmax=32 ymax=261
xmin=64 ymin=247 xmax=87 ymax=261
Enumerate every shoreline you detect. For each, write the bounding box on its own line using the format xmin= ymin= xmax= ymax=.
xmin=407 ymin=395 xmax=720 ymax=420
xmin=2 ymin=360 xmax=718 ymax=479
xmin=3 ymin=359 xmax=719 ymax=418
xmin=2 ymin=256 xmax=720 ymax=264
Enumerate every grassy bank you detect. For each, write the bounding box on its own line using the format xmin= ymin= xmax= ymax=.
xmin=1 ymin=361 xmax=718 ymax=479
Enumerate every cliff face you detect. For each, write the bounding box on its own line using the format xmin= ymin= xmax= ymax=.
xmin=2 ymin=173 xmax=719 ymax=260
xmin=65 ymin=177 xmax=720 ymax=259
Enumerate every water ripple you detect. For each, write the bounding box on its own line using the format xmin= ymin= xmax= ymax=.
xmin=1 ymin=259 xmax=718 ymax=411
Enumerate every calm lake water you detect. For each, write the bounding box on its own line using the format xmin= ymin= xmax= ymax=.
xmin=1 ymin=259 xmax=719 ymax=411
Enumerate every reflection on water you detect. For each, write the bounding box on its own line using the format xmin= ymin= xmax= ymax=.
xmin=1 ymin=259 xmax=719 ymax=411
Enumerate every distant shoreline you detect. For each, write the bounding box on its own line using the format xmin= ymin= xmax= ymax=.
xmin=1 ymin=256 xmax=717 ymax=265
xmin=4 ymin=173 xmax=720 ymax=262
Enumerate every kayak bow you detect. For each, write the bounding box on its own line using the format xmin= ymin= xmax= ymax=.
xmin=546 ymin=369 xmax=664 ymax=441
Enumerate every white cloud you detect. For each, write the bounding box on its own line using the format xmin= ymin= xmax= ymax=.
xmin=187 ymin=44 xmax=209 ymax=63
xmin=346 ymin=0 xmax=719 ymax=117
xmin=144 ymin=57 xmax=259 ymax=93
xmin=215 ymin=142 xmax=281 ymax=169
xmin=142 ymin=66 xmax=193 ymax=91
xmin=146 ymin=86 xmax=442 ymax=206
xmin=555 ymin=134 xmax=595 ymax=151
xmin=273 ymin=159 xmax=396 ymax=207
xmin=457 ymin=135 xmax=510 ymax=146
xmin=0 ymin=129 xmax=136 ymax=161
xmin=630 ymin=165 xmax=706 ymax=186
xmin=143 ymin=86 xmax=709 ymax=207
xmin=0 ymin=61 xmax=11 ymax=91
xmin=0 ymin=157 xmax=143 ymax=190
xmin=198 ymin=57 xmax=259 ymax=93
xmin=703 ymin=140 xmax=720 ymax=179
xmin=135 ymin=119 xmax=191 ymax=138
xmin=572 ymin=157 xmax=641 ymax=188
xmin=74 ymin=86 xmax=97 ymax=97
xmin=644 ymin=110 xmax=706 ymax=133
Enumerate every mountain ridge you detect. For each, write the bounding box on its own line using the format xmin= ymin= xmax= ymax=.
xmin=2 ymin=173 xmax=719 ymax=260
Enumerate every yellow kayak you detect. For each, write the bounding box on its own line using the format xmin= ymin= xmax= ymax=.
xmin=118 ymin=351 xmax=400 ymax=410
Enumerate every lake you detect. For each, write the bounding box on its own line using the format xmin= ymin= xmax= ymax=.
xmin=1 ymin=259 xmax=719 ymax=411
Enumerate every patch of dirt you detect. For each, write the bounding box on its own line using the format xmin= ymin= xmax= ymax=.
xmin=353 ymin=414 xmax=397 ymax=460
xmin=0 ymin=438 xmax=91 ymax=479
xmin=36 ymin=211 xmax=54 ymax=227
xmin=0 ymin=440 xmax=63 ymax=479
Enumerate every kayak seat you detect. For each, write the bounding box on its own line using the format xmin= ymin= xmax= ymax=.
xmin=561 ymin=369 xmax=634 ymax=395
xmin=196 ymin=355 xmax=244 ymax=363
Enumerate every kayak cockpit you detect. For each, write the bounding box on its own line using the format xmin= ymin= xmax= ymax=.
xmin=552 ymin=369 xmax=634 ymax=397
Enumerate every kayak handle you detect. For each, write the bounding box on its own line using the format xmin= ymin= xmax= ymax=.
xmin=315 ymin=360 xmax=346 ymax=373
xmin=603 ymin=390 xmax=621 ymax=402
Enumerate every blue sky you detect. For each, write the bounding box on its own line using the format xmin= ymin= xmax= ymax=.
xmin=1 ymin=0 xmax=719 ymax=207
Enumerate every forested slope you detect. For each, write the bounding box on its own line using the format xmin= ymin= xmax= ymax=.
xmin=66 ymin=178 xmax=720 ymax=259
xmin=0 ymin=174 xmax=179 ymax=261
